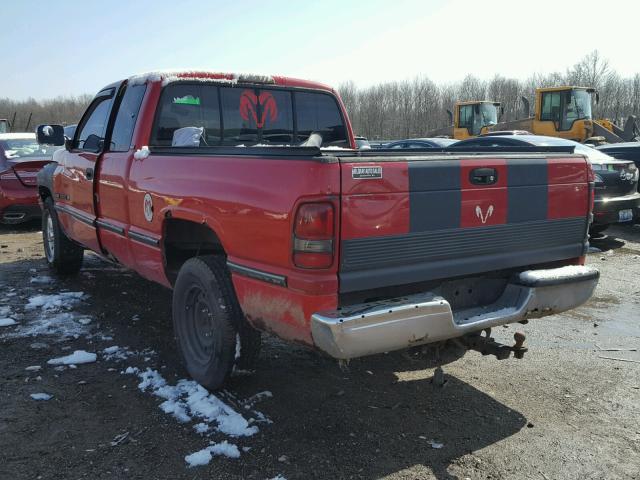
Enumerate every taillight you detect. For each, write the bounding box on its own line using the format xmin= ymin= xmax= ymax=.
xmin=293 ymin=203 xmax=334 ymax=268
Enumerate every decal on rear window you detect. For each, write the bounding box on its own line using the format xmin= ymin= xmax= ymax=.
xmin=239 ymin=89 xmax=278 ymax=128
xmin=173 ymin=95 xmax=201 ymax=105
xmin=352 ymin=166 xmax=382 ymax=179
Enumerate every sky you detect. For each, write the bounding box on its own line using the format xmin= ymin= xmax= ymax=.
xmin=2 ymin=0 xmax=639 ymax=100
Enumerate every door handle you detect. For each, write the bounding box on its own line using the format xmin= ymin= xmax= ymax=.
xmin=86 ymin=167 xmax=94 ymax=180
xmin=470 ymin=167 xmax=498 ymax=185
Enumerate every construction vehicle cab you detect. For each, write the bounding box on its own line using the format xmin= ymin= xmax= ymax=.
xmin=531 ymin=86 xmax=596 ymax=142
xmin=454 ymin=101 xmax=501 ymax=139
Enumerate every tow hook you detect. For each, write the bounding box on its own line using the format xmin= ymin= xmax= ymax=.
xmin=461 ymin=329 xmax=528 ymax=360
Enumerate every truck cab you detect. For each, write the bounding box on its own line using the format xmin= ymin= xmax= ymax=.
xmin=532 ymin=86 xmax=597 ymax=142
xmin=454 ymin=101 xmax=501 ymax=140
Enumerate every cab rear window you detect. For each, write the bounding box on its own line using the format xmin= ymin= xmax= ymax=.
xmin=150 ymin=83 xmax=347 ymax=148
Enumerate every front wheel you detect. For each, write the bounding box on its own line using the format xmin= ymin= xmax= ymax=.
xmin=172 ymin=255 xmax=261 ymax=390
xmin=42 ymin=197 xmax=84 ymax=275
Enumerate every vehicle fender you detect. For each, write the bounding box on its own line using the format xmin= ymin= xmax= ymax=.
xmin=37 ymin=162 xmax=58 ymax=199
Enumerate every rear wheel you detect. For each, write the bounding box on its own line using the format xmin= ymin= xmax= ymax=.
xmin=172 ymin=255 xmax=261 ymax=390
xmin=42 ymin=197 xmax=84 ymax=275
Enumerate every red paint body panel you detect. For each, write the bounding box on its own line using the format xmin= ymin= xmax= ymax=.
xmin=547 ymin=157 xmax=589 ymax=219
xmin=340 ymin=161 xmax=409 ymax=239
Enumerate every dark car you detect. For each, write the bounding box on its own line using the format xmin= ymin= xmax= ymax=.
xmin=450 ymin=135 xmax=640 ymax=233
xmin=354 ymin=136 xmax=371 ymax=150
xmin=385 ymin=137 xmax=458 ymax=149
xmin=596 ymin=142 xmax=640 ymax=181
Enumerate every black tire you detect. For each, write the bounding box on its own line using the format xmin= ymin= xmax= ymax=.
xmin=172 ymin=255 xmax=261 ymax=390
xmin=589 ymin=224 xmax=609 ymax=235
xmin=42 ymin=197 xmax=84 ymax=275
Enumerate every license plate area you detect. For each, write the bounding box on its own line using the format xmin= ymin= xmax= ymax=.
xmin=618 ymin=209 xmax=633 ymax=222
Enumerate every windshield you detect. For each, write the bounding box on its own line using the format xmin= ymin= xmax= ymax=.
xmin=561 ymin=89 xmax=593 ymax=130
xmin=1 ymin=138 xmax=60 ymax=161
xmin=479 ymin=103 xmax=498 ymax=126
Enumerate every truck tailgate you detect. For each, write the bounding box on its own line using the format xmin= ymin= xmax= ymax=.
xmin=338 ymin=154 xmax=590 ymax=293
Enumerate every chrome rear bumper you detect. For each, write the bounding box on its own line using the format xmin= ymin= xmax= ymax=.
xmin=311 ymin=265 xmax=599 ymax=359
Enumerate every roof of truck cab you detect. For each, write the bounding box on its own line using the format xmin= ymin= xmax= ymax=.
xmin=125 ymin=70 xmax=335 ymax=93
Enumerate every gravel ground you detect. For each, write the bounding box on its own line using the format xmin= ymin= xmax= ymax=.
xmin=0 ymin=221 xmax=639 ymax=480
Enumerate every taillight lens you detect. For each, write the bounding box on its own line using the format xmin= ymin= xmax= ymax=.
xmin=293 ymin=203 xmax=334 ymax=268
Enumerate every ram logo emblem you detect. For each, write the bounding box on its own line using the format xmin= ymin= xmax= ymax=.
xmin=475 ymin=205 xmax=494 ymax=224
xmin=239 ymin=89 xmax=278 ymax=128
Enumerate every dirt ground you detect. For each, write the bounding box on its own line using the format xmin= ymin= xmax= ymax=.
xmin=0 ymin=221 xmax=639 ymax=480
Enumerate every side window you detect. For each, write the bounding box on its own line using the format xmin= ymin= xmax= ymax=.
xmin=151 ymin=84 xmax=220 ymax=147
xmin=458 ymin=105 xmax=472 ymax=129
xmin=541 ymin=92 xmax=561 ymax=121
xmin=76 ymin=95 xmax=114 ymax=152
xmin=295 ymin=92 xmax=347 ymax=147
xmin=110 ymin=84 xmax=146 ymax=152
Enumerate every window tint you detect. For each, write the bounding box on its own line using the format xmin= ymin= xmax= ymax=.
xmin=151 ymin=84 xmax=220 ymax=146
xmin=150 ymin=84 xmax=345 ymax=148
xmin=541 ymin=92 xmax=561 ymax=121
xmin=295 ymin=92 xmax=347 ymax=146
xmin=77 ymin=96 xmax=113 ymax=152
xmin=219 ymin=87 xmax=294 ymax=145
xmin=220 ymin=88 xmax=258 ymax=145
xmin=260 ymin=90 xmax=293 ymax=144
xmin=110 ymin=84 xmax=146 ymax=152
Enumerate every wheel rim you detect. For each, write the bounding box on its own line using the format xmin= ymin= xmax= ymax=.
xmin=183 ymin=284 xmax=217 ymax=366
xmin=44 ymin=213 xmax=55 ymax=262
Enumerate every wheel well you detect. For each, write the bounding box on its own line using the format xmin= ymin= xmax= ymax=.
xmin=163 ymin=218 xmax=225 ymax=285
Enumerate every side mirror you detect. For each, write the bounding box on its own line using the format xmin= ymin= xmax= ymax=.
xmin=36 ymin=124 xmax=65 ymax=146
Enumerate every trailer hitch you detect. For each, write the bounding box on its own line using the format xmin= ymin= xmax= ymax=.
xmin=460 ymin=329 xmax=528 ymax=360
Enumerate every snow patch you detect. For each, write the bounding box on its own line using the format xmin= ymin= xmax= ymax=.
xmin=5 ymin=311 xmax=90 ymax=339
xmin=0 ymin=318 xmax=17 ymax=327
xmin=30 ymin=276 xmax=54 ymax=285
xmin=128 ymin=70 xmax=274 ymax=88
xmin=126 ymin=368 xmax=259 ymax=437
xmin=26 ymin=292 xmax=85 ymax=311
xmin=102 ymin=345 xmax=134 ymax=361
xmin=133 ymin=146 xmax=150 ymax=160
xmin=185 ymin=441 xmax=241 ymax=467
xmin=30 ymin=393 xmax=52 ymax=401
xmin=47 ymin=350 xmax=97 ymax=365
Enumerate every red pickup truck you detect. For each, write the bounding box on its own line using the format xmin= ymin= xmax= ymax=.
xmin=36 ymin=70 xmax=599 ymax=389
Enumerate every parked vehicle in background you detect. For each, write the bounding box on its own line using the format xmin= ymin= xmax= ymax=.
xmin=0 ymin=133 xmax=60 ymax=224
xmin=37 ymin=70 xmax=598 ymax=390
xmin=354 ymin=136 xmax=371 ymax=149
xmin=450 ymin=135 xmax=640 ymax=232
xmin=481 ymin=130 xmax=531 ymax=136
xmin=368 ymin=139 xmax=393 ymax=149
xmin=385 ymin=137 xmax=458 ymax=149
xmin=596 ymin=142 xmax=640 ymax=186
